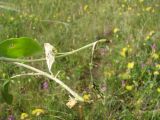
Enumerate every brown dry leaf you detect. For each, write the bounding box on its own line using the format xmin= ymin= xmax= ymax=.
xmin=66 ymin=97 xmax=77 ymax=109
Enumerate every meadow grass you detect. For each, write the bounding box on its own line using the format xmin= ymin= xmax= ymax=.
xmin=0 ymin=0 xmax=160 ymax=119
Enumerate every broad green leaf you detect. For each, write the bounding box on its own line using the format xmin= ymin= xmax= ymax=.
xmin=1 ymin=80 xmax=13 ymax=105
xmin=0 ymin=37 xmax=42 ymax=58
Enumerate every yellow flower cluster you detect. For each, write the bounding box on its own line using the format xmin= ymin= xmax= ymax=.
xmin=20 ymin=108 xmax=45 ymax=119
xmin=32 ymin=109 xmax=45 ymax=116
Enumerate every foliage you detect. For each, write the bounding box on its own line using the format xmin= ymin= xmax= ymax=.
xmin=0 ymin=0 xmax=160 ymax=120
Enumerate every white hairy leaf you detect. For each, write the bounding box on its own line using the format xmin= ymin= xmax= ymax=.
xmin=44 ymin=43 xmax=55 ymax=73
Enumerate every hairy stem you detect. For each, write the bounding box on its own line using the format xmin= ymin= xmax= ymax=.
xmin=13 ymin=62 xmax=84 ymax=102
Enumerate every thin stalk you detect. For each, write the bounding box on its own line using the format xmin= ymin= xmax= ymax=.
xmin=0 ymin=39 xmax=107 ymax=62
xmin=13 ymin=62 xmax=84 ymax=102
xmin=11 ymin=73 xmax=42 ymax=79
xmin=56 ymin=39 xmax=106 ymax=58
xmin=0 ymin=57 xmax=45 ymax=62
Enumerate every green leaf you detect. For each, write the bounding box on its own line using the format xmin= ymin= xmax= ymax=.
xmin=0 ymin=37 xmax=42 ymax=58
xmin=1 ymin=80 xmax=13 ymax=105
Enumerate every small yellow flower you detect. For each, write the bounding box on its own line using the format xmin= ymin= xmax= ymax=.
xmin=145 ymin=35 xmax=150 ymax=40
xmin=146 ymin=7 xmax=152 ymax=12
xmin=126 ymin=85 xmax=133 ymax=91
xmin=127 ymin=62 xmax=134 ymax=69
xmin=154 ymin=71 xmax=159 ymax=75
xmin=151 ymin=53 xmax=159 ymax=59
xmin=119 ymin=12 xmax=122 ymax=16
xmin=83 ymin=94 xmax=91 ymax=102
xmin=32 ymin=109 xmax=45 ymax=116
xmin=120 ymin=47 xmax=128 ymax=57
xmin=10 ymin=17 xmax=14 ymax=21
xmin=121 ymin=4 xmax=125 ymax=8
xmin=128 ymin=7 xmax=132 ymax=11
xmin=156 ymin=64 xmax=160 ymax=69
xmin=145 ymin=31 xmax=155 ymax=40
xmin=84 ymin=5 xmax=89 ymax=11
xmin=136 ymin=98 xmax=143 ymax=105
xmin=20 ymin=113 xmax=28 ymax=120
xmin=157 ymin=87 xmax=160 ymax=93
xmin=149 ymin=30 xmax=155 ymax=36
xmin=137 ymin=13 xmax=140 ymax=16
xmin=119 ymin=72 xmax=131 ymax=80
xmin=113 ymin=28 xmax=120 ymax=33
xmin=104 ymin=70 xmax=114 ymax=78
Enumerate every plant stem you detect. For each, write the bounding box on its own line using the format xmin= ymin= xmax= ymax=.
xmin=11 ymin=73 xmax=42 ymax=78
xmin=13 ymin=62 xmax=84 ymax=102
xmin=56 ymin=39 xmax=107 ymax=58
xmin=0 ymin=39 xmax=107 ymax=62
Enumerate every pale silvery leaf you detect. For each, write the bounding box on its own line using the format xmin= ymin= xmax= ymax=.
xmin=44 ymin=43 xmax=55 ymax=73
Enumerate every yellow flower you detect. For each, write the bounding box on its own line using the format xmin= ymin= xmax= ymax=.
xmin=154 ymin=71 xmax=159 ymax=75
xmin=84 ymin=5 xmax=89 ymax=11
xmin=149 ymin=30 xmax=155 ymax=36
xmin=126 ymin=85 xmax=133 ymax=91
xmin=128 ymin=7 xmax=132 ymax=11
xmin=20 ymin=113 xmax=28 ymax=120
xmin=121 ymin=4 xmax=125 ymax=8
xmin=127 ymin=62 xmax=134 ymax=69
xmin=119 ymin=12 xmax=122 ymax=16
xmin=104 ymin=70 xmax=114 ymax=78
xmin=137 ymin=13 xmax=140 ymax=16
xmin=146 ymin=7 xmax=152 ymax=12
xmin=120 ymin=47 xmax=128 ymax=57
xmin=157 ymin=87 xmax=160 ymax=93
xmin=145 ymin=31 xmax=155 ymax=40
xmin=10 ymin=17 xmax=14 ymax=21
xmin=113 ymin=28 xmax=120 ymax=33
xmin=83 ymin=94 xmax=91 ymax=102
xmin=136 ymin=98 xmax=143 ymax=105
xmin=32 ymin=109 xmax=45 ymax=116
xmin=151 ymin=53 xmax=159 ymax=59
xmin=145 ymin=35 xmax=150 ymax=40
xmin=156 ymin=64 xmax=160 ymax=69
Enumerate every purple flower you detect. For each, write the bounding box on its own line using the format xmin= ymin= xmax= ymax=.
xmin=151 ymin=43 xmax=156 ymax=51
xmin=141 ymin=63 xmax=146 ymax=69
xmin=41 ymin=81 xmax=49 ymax=90
xmin=100 ymin=84 xmax=107 ymax=92
xmin=121 ymin=80 xmax=126 ymax=87
xmin=8 ymin=115 xmax=14 ymax=120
